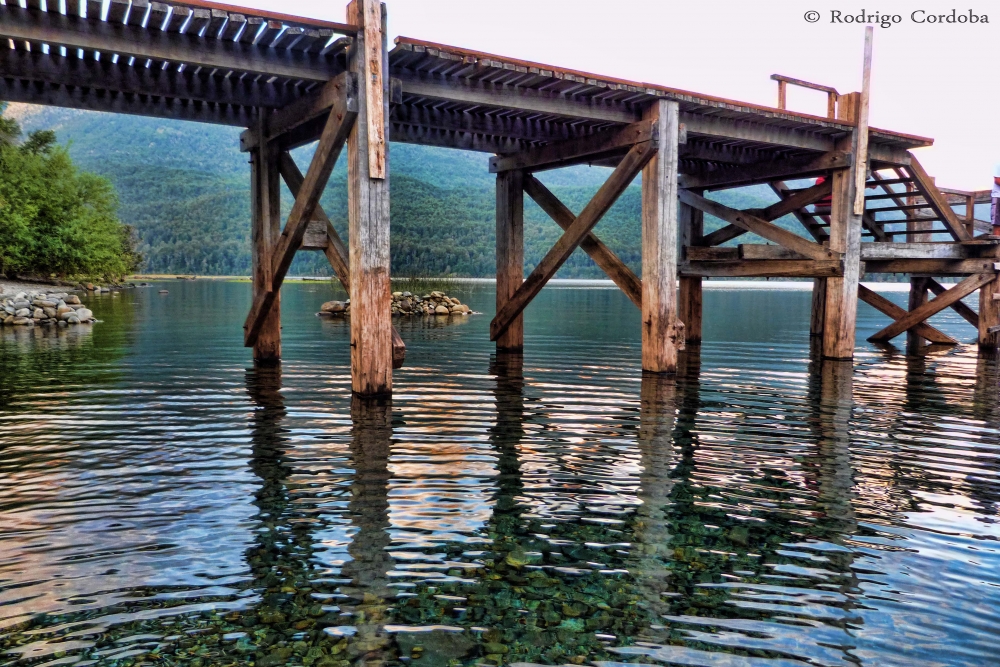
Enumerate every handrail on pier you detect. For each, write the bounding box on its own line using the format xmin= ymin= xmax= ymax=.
xmin=771 ymin=74 xmax=839 ymax=119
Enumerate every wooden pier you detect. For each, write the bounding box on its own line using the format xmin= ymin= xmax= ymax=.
xmin=1 ymin=0 xmax=996 ymax=395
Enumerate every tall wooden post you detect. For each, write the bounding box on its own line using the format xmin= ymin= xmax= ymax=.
xmin=496 ymin=170 xmax=524 ymax=351
xmin=822 ymin=92 xmax=864 ymax=360
xmin=250 ymin=110 xmax=281 ymax=364
xmin=346 ymin=0 xmax=391 ymax=396
xmin=907 ymin=277 xmax=928 ymax=352
xmin=641 ymin=99 xmax=681 ymax=372
xmin=978 ymin=277 xmax=1000 ymax=351
xmin=810 ymin=279 xmax=826 ymax=337
xmin=678 ymin=200 xmax=703 ymax=345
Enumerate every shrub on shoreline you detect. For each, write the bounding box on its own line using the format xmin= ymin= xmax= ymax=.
xmin=0 ymin=102 xmax=141 ymax=282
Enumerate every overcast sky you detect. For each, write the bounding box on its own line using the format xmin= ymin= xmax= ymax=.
xmin=247 ymin=0 xmax=996 ymax=189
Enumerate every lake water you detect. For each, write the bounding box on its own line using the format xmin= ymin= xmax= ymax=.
xmin=1 ymin=280 xmax=999 ymax=667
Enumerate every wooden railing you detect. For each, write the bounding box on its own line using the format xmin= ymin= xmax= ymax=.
xmin=939 ymin=187 xmax=993 ymax=236
xmin=771 ymin=74 xmax=839 ymax=118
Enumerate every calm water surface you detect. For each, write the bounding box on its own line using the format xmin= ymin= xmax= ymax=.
xmin=1 ymin=280 xmax=999 ymax=667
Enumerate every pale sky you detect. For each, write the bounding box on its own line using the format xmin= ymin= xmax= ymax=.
xmin=249 ymin=0 xmax=997 ymax=190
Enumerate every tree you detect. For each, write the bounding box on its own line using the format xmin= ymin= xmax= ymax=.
xmin=0 ymin=103 xmax=141 ymax=280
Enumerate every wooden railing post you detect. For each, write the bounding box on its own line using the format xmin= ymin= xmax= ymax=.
xmin=496 ymin=169 xmax=524 ymax=351
xmin=250 ymin=109 xmax=282 ymax=363
xmin=822 ymin=92 xmax=864 ymax=360
xmin=346 ymin=0 xmax=391 ymax=396
xmin=641 ymin=99 xmax=681 ymax=372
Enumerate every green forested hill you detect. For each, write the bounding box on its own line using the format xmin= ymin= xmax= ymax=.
xmin=9 ymin=104 xmax=791 ymax=278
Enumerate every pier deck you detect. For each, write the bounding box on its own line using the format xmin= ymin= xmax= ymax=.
xmin=1 ymin=0 xmax=994 ymax=394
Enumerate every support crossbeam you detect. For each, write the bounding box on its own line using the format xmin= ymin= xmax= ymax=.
xmin=868 ymin=272 xmax=995 ymax=342
xmin=244 ymin=90 xmax=358 ymax=347
xmin=522 ymin=175 xmax=642 ymax=308
xmin=857 ymin=285 xmax=956 ymax=344
xmin=679 ymin=190 xmax=836 ymax=262
xmin=490 ymin=119 xmax=658 ymax=174
xmin=700 ymin=180 xmax=833 ymax=247
xmin=679 ymin=150 xmax=850 ymax=190
xmin=925 ymin=278 xmax=979 ymax=328
xmin=490 ymin=140 xmax=656 ymax=341
xmin=278 ymin=151 xmax=406 ymax=369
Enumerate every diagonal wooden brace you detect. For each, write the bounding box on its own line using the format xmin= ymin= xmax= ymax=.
xmin=905 ymin=155 xmax=970 ymax=241
xmin=679 ymin=190 xmax=837 ymax=262
xmin=523 ymin=174 xmax=642 ymax=308
xmin=490 ymin=140 xmax=657 ymax=341
xmin=925 ymin=278 xmax=979 ymax=328
xmin=857 ymin=285 xmax=956 ymax=345
xmin=868 ymin=272 xmax=994 ymax=342
xmin=703 ymin=180 xmax=833 ymax=247
xmin=278 ymin=152 xmax=406 ymax=369
xmin=244 ymin=83 xmax=358 ymax=348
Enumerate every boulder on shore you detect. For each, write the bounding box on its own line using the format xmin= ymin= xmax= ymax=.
xmin=0 ymin=289 xmax=97 ymax=328
xmin=317 ymin=290 xmax=478 ymax=318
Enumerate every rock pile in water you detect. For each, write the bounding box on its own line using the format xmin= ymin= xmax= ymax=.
xmin=318 ymin=290 xmax=474 ymax=318
xmin=1 ymin=291 xmax=95 ymax=327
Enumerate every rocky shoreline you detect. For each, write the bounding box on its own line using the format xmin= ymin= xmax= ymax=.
xmin=1 ymin=290 xmax=95 ymax=327
xmin=318 ymin=290 xmax=476 ymax=318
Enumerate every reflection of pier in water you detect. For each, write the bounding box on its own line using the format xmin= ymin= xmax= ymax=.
xmin=239 ymin=341 xmax=1000 ymax=665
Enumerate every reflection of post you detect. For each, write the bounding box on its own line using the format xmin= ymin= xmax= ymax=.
xmin=634 ymin=372 xmax=678 ymax=617
xmin=488 ymin=351 xmax=526 ymax=536
xmin=245 ymin=366 xmax=319 ymax=654
xmin=340 ymin=395 xmax=395 ymax=664
xmin=973 ymin=357 xmax=999 ymax=423
xmin=815 ymin=361 xmax=857 ymax=536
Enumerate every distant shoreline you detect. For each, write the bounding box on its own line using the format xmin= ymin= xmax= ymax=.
xmin=129 ymin=275 xmax=918 ymax=292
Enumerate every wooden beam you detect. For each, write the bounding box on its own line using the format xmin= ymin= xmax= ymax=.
xmin=249 ymin=113 xmax=282 ymax=363
xmin=490 ymin=140 xmax=656 ymax=341
xmin=853 ymin=26 xmax=873 ymax=216
xmin=0 ymin=76 xmax=254 ymax=127
xmin=868 ymin=272 xmax=995 ymax=342
xmin=641 ymin=100 xmax=682 ymax=373
xmin=680 ymin=260 xmax=843 ymax=277
xmin=496 ymin=169 xmax=524 ymax=351
xmin=906 ymin=155 xmax=971 ymax=241
xmin=680 ymin=150 xmax=851 ymax=191
xmin=759 ymin=180 xmax=832 ymax=221
xmin=769 ymin=180 xmax=829 ymax=242
xmin=278 ymin=151 xmax=405 ymax=369
xmin=347 ymin=0 xmax=392 ymax=395
xmin=863 ymin=258 xmax=999 ymax=275
xmin=359 ymin=0 xmax=386 ymax=178
xmin=523 ymin=175 xmax=642 ymax=309
xmin=241 ymin=71 xmax=357 ymax=152
xmin=678 ymin=197 xmax=703 ymax=344
xmin=906 ymin=277 xmax=930 ymax=349
xmin=680 ymin=113 xmax=836 ymax=152
xmin=678 ymin=190 xmax=835 ymax=261
xmin=857 ymin=285 xmax=956 ymax=345
xmin=860 ymin=242 xmax=984 ymax=261
xmin=979 ymin=275 xmax=1000 ymax=350
xmin=490 ymin=119 xmax=656 ymax=173
xmin=244 ymin=91 xmax=358 ymax=347
xmin=821 ymin=93 xmax=864 ymax=360
xmin=700 ymin=224 xmax=745 ymax=247
xmin=926 ymin=278 xmax=979 ymax=328
xmin=0 ymin=48 xmax=298 ymax=110
xmin=0 ymin=5 xmax=344 ymax=83
xmin=389 ymin=122 xmax=529 ymax=155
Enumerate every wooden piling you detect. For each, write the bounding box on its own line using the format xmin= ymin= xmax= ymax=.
xmin=250 ymin=110 xmax=281 ymax=364
xmin=978 ymin=275 xmax=1000 ymax=350
xmin=346 ymin=0 xmax=391 ymax=396
xmin=641 ymin=99 xmax=681 ymax=372
xmin=678 ymin=199 xmax=703 ymax=344
xmin=496 ymin=169 xmax=525 ymax=351
xmin=821 ymin=92 xmax=863 ymax=360
xmin=907 ymin=277 xmax=928 ymax=351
